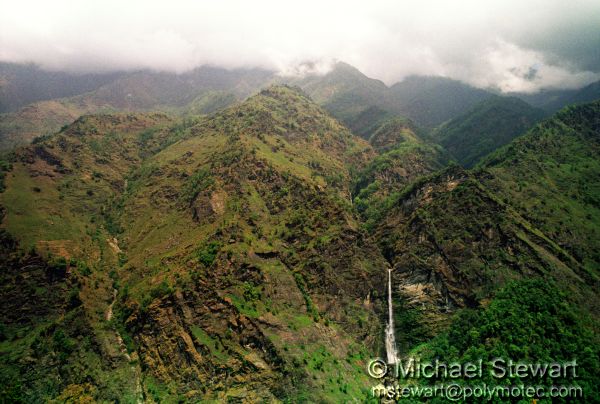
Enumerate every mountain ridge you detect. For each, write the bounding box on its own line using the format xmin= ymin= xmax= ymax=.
xmin=1 ymin=82 xmax=600 ymax=401
xmin=432 ymin=95 xmax=546 ymax=167
xmin=0 ymin=62 xmax=504 ymax=151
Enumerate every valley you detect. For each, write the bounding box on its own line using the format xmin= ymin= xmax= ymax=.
xmin=0 ymin=65 xmax=599 ymax=402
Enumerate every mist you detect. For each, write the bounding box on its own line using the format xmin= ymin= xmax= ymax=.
xmin=1 ymin=0 xmax=599 ymax=92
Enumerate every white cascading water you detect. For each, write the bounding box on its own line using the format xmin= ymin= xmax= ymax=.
xmin=385 ymin=268 xmax=398 ymax=364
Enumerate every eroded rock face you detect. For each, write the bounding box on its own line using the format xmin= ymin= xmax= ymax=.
xmin=0 ymin=231 xmax=69 ymax=326
xmin=127 ymin=288 xmax=284 ymax=400
xmin=81 ymin=87 xmax=389 ymax=400
xmin=116 ymin=155 xmax=388 ymax=399
xmin=375 ymin=166 xmax=582 ymax=334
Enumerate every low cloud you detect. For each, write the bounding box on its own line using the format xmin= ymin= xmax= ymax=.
xmin=1 ymin=0 xmax=599 ymax=92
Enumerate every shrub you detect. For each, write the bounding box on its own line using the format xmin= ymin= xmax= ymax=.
xmin=196 ymin=241 xmax=221 ymax=267
xmin=181 ymin=169 xmax=213 ymax=205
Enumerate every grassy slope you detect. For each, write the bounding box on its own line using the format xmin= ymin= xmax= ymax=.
xmin=433 ymin=96 xmax=546 ymax=167
xmin=0 ymin=112 xmax=177 ymax=402
xmin=113 ymin=86 xmax=385 ymax=401
xmin=368 ymin=102 xmax=600 ymax=401
xmin=479 ymin=101 xmax=600 ymax=274
xmin=353 ymin=118 xmax=452 ymax=230
xmin=0 ymin=86 xmax=387 ymax=402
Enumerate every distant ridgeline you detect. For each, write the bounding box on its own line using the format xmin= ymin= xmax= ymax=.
xmin=2 ymin=61 xmax=599 ymax=152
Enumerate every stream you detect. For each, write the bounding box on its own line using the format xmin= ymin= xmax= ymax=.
xmin=106 ymin=287 xmax=144 ymax=403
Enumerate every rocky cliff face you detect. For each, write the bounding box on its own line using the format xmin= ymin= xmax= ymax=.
xmin=372 ymin=163 xmax=598 ymax=350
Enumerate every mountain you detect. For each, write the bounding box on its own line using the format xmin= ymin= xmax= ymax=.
xmin=286 ymin=62 xmax=392 ymax=137
xmin=0 ymin=62 xmax=126 ymax=113
xmin=353 ymin=118 xmax=452 ymax=230
xmin=479 ymin=100 xmax=600 ymax=274
xmin=2 ymin=62 xmax=397 ymax=151
xmin=0 ymin=86 xmax=389 ymax=402
xmin=1 ymin=80 xmax=600 ymax=401
xmin=362 ymin=101 xmax=600 ymax=394
xmin=385 ymin=75 xmax=494 ymax=129
xmin=3 ymin=61 xmax=599 ymax=154
xmin=514 ymin=80 xmax=600 ymax=112
xmin=432 ymin=96 xmax=546 ymax=167
xmin=511 ymin=88 xmax=577 ymax=109
xmin=0 ymin=66 xmax=274 ymax=150
xmin=7 ymin=61 xmax=575 ymax=153
xmin=543 ymin=80 xmax=600 ymax=112
xmin=367 ymin=117 xmax=423 ymax=153
xmin=373 ymin=165 xmax=596 ymax=337
xmin=76 ymin=66 xmax=274 ymax=110
xmin=288 ymin=65 xmax=502 ymax=137
xmin=288 ymin=65 xmax=503 ymax=136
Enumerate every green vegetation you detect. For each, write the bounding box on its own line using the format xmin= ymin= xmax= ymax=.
xmin=293 ymin=272 xmax=320 ymax=320
xmin=286 ymin=61 xmax=390 ymax=138
xmin=433 ymin=95 xmax=545 ymax=167
xmin=181 ymin=168 xmax=214 ymax=205
xmin=196 ymin=240 xmax=221 ymax=266
xmin=419 ymin=279 xmax=599 ymax=401
xmin=1 ymin=82 xmax=599 ymax=402
xmin=190 ymin=325 xmax=229 ymax=361
xmin=0 ymin=85 xmax=380 ymax=401
xmin=0 ymin=156 xmax=12 ymax=193
xmin=353 ymin=141 xmax=450 ymax=231
xmin=480 ymin=100 xmax=600 ymax=274
xmin=367 ymin=117 xmax=422 ymax=152
xmin=385 ymin=75 xmax=493 ymax=129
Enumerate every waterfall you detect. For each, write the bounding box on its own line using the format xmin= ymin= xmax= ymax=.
xmin=385 ymin=267 xmax=398 ymax=364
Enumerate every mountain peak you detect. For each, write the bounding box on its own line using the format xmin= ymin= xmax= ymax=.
xmin=257 ymin=84 xmax=310 ymax=101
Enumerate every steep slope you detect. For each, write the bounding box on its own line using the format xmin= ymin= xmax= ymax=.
xmin=543 ymin=80 xmax=600 ymax=111
xmin=0 ymin=66 xmax=274 ymax=150
xmin=367 ymin=117 xmax=423 ymax=153
xmin=365 ymin=103 xmax=600 ymax=392
xmin=0 ymin=86 xmax=388 ymax=402
xmin=479 ymin=100 xmax=600 ymax=274
xmin=0 ymin=62 xmax=125 ymax=113
xmin=418 ymin=278 xmax=600 ymax=400
xmin=373 ymin=165 xmax=598 ymax=352
xmin=515 ymin=80 xmax=600 ymax=112
xmin=385 ymin=75 xmax=494 ymax=129
xmin=286 ymin=62 xmax=392 ymax=137
xmin=2 ymin=70 xmax=600 ymax=402
xmin=432 ymin=96 xmax=546 ymax=167
xmin=0 ymin=228 xmax=137 ymax=403
xmin=287 ymin=66 xmax=498 ymax=137
xmin=0 ymin=112 xmax=176 ymax=403
xmin=353 ymin=123 xmax=452 ymax=230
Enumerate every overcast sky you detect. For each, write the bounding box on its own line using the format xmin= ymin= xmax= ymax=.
xmin=1 ymin=0 xmax=599 ymax=92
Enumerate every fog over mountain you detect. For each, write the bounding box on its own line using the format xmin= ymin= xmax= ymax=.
xmin=1 ymin=0 xmax=599 ymax=92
